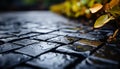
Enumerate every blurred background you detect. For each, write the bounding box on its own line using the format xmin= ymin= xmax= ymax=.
xmin=0 ymin=0 xmax=64 ymax=11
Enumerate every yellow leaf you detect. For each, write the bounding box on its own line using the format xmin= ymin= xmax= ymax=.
xmin=94 ymin=14 xmax=114 ymax=28
xmin=89 ymin=3 xmax=103 ymax=13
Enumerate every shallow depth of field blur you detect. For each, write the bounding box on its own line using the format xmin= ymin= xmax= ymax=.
xmin=0 ymin=0 xmax=64 ymax=11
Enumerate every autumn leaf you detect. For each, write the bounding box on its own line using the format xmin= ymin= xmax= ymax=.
xmin=94 ymin=14 xmax=114 ymax=28
xmin=105 ymin=0 xmax=119 ymax=11
xmin=89 ymin=3 xmax=103 ymax=13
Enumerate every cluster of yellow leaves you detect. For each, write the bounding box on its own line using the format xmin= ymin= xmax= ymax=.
xmin=94 ymin=0 xmax=120 ymax=28
xmin=50 ymin=0 xmax=120 ymax=29
xmin=50 ymin=0 xmax=103 ymax=18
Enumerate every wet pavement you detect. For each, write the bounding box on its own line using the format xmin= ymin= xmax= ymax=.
xmin=0 ymin=11 xmax=120 ymax=69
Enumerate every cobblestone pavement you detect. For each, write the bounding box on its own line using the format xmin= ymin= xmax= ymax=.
xmin=0 ymin=11 xmax=120 ymax=69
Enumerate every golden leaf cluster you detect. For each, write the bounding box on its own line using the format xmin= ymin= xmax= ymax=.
xmin=50 ymin=0 xmax=103 ymax=18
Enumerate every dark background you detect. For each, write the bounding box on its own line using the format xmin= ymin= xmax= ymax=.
xmin=0 ymin=0 xmax=64 ymax=11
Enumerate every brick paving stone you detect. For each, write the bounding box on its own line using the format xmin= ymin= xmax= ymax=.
xmin=0 ymin=36 xmax=19 ymax=42
xmin=68 ymin=33 xmax=104 ymax=40
xmin=0 ymin=43 xmax=21 ymax=53
xmin=0 ymin=34 xmax=13 ymax=39
xmin=48 ymin=36 xmax=79 ymax=44
xmin=56 ymin=45 xmax=92 ymax=57
xmin=31 ymin=34 xmax=58 ymax=41
xmin=0 ymin=53 xmax=31 ymax=69
xmin=22 ymin=23 xmax=40 ymax=29
xmin=74 ymin=39 xmax=103 ymax=47
xmin=26 ymin=52 xmax=77 ymax=69
xmin=15 ymin=42 xmax=60 ymax=57
xmin=19 ymin=33 xmax=39 ymax=38
xmin=13 ymin=30 xmax=32 ymax=36
xmin=75 ymin=45 xmax=120 ymax=69
xmin=13 ymin=39 xmax=39 ymax=46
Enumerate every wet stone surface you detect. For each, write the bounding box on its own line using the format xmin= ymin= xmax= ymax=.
xmin=15 ymin=42 xmax=60 ymax=57
xmin=0 ymin=43 xmax=21 ymax=53
xmin=74 ymin=39 xmax=103 ymax=47
xmin=26 ymin=52 xmax=77 ymax=69
xmin=48 ymin=36 xmax=79 ymax=44
xmin=56 ymin=44 xmax=94 ymax=57
xmin=0 ymin=11 xmax=119 ymax=69
xmin=31 ymin=34 xmax=58 ymax=41
xmin=0 ymin=36 xmax=19 ymax=42
xmin=0 ymin=53 xmax=31 ymax=69
xmin=75 ymin=45 xmax=120 ymax=69
xmin=13 ymin=39 xmax=39 ymax=46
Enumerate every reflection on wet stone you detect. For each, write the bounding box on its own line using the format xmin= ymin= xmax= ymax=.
xmin=0 ymin=43 xmax=21 ymax=53
xmin=26 ymin=52 xmax=77 ymax=69
xmin=19 ymin=33 xmax=39 ymax=38
xmin=31 ymin=28 xmax=55 ymax=33
xmin=32 ymin=34 xmax=58 ymax=41
xmin=56 ymin=45 xmax=90 ymax=57
xmin=48 ymin=36 xmax=79 ymax=44
xmin=92 ymin=45 xmax=120 ymax=62
xmin=0 ymin=53 xmax=31 ymax=68
xmin=0 ymin=36 xmax=19 ymax=42
xmin=13 ymin=39 xmax=39 ymax=46
xmin=68 ymin=33 xmax=104 ymax=40
xmin=60 ymin=28 xmax=78 ymax=33
xmin=15 ymin=42 xmax=60 ymax=57
xmin=74 ymin=39 xmax=103 ymax=47
xmin=76 ymin=45 xmax=120 ymax=69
